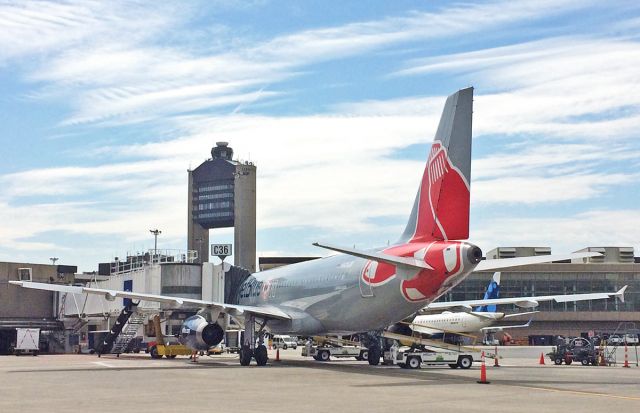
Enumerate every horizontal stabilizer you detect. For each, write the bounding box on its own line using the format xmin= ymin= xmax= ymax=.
xmin=312 ymin=242 xmax=433 ymax=280
xmin=475 ymin=251 xmax=602 ymax=271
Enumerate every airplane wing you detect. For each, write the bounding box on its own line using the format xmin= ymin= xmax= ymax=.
xmin=481 ymin=319 xmax=532 ymax=332
xmin=425 ymin=285 xmax=627 ymax=310
xmin=474 ymin=251 xmax=601 ymax=271
xmin=312 ymin=242 xmax=433 ymax=280
xmin=8 ymin=281 xmax=291 ymax=320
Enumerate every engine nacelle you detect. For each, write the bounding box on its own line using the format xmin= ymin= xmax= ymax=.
xmin=179 ymin=315 xmax=224 ymax=351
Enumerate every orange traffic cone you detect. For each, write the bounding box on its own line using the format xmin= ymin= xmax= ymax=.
xmin=494 ymin=345 xmax=500 ymax=367
xmin=539 ymin=352 xmax=545 ymax=365
xmin=275 ymin=347 xmax=281 ymax=362
xmin=477 ymin=351 xmax=490 ymax=384
xmin=623 ymin=343 xmax=630 ymax=368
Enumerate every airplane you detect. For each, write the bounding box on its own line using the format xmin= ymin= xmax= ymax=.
xmin=10 ymin=87 xmax=601 ymax=366
xmin=407 ymin=272 xmax=627 ymax=336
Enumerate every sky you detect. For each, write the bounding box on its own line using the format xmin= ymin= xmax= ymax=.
xmin=1 ymin=0 xmax=639 ymax=272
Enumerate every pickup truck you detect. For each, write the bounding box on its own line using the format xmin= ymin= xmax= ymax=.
xmin=607 ymin=334 xmax=639 ymax=346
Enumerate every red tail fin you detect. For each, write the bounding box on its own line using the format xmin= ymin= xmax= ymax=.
xmin=399 ymin=87 xmax=473 ymax=242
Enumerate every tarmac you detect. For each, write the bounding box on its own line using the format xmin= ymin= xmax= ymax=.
xmin=1 ymin=346 xmax=638 ymax=412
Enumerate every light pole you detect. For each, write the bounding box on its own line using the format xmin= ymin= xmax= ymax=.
xmin=49 ymin=257 xmax=59 ymax=265
xmin=149 ymin=229 xmax=162 ymax=258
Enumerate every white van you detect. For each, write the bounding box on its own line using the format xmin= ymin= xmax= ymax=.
xmin=272 ymin=335 xmax=297 ymax=350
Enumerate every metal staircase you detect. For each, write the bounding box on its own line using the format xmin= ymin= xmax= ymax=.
xmin=95 ymin=302 xmax=140 ymax=356
xmin=111 ymin=312 xmax=146 ymax=355
xmin=604 ymin=322 xmax=639 ymax=365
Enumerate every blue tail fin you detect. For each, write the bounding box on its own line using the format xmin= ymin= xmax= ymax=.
xmin=474 ymin=272 xmax=501 ymax=312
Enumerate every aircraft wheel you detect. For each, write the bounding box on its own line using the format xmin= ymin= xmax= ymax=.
xmin=319 ymin=350 xmax=330 ymax=362
xmin=239 ymin=346 xmax=252 ymax=366
xmin=255 ymin=345 xmax=268 ymax=366
xmin=149 ymin=346 xmax=161 ymax=359
xmin=407 ymin=356 xmax=421 ymax=369
xmin=367 ymin=347 xmax=381 ymax=366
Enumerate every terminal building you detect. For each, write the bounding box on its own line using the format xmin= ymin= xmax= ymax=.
xmin=0 ymin=261 xmax=76 ymax=354
xmin=187 ymin=142 xmax=256 ymax=271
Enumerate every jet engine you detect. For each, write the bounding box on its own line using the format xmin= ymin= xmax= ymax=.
xmin=179 ymin=315 xmax=224 ymax=351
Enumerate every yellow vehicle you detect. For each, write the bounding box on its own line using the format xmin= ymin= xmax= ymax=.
xmin=149 ymin=315 xmax=192 ymax=359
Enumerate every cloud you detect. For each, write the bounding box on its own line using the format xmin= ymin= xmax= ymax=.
xmin=397 ymin=36 xmax=640 ymax=140
xmin=472 ymin=210 xmax=640 ymax=254
xmin=2 ymin=0 xmax=593 ymax=127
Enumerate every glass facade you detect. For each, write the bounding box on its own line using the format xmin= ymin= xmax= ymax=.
xmin=193 ymin=179 xmax=235 ymax=227
xmin=438 ymin=267 xmax=640 ymax=312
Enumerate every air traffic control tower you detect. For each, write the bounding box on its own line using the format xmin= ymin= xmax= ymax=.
xmin=187 ymin=142 xmax=256 ymax=272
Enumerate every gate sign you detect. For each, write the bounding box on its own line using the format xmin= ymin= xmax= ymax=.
xmin=211 ymin=244 xmax=232 ymax=261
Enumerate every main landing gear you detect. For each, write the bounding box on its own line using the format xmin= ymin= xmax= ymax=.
xmin=360 ymin=330 xmax=383 ymax=366
xmin=240 ymin=315 xmax=269 ymax=366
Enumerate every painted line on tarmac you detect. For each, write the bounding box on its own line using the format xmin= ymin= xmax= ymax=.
xmin=92 ymin=361 xmax=114 ymax=368
xmin=511 ymin=385 xmax=640 ymax=401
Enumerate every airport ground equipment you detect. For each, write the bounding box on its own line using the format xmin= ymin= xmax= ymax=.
xmin=302 ymin=336 xmax=369 ymax=362
xmin=382 ymin=330 xmax=478 ymax=353
xmin=272 ymin=335 xmax=297 ymax=350
xmin=111 ymin=312 xmax=146 ymax=355
xmin=548 ymin=337 xmax=601 ymax=366
xmin=149 ymin=315 xmax=191 ymax=359
xmin=225 ymin=330 xmax=241 ymax=353
xmin=383 ymin=346 xmax=474 ymax=369
xmin=381 ymin=330 xmax=475 ymax=369
xmin=14 ymin=328 xmax=40 ymax=356
xmin=95 ymin=302 xmax=139 ymax=356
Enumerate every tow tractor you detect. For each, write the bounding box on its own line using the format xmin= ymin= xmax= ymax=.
xmin=302 ymin=336 xmax=369 ymax=362
xmin=148 ymin=315 xmax=192 ymax=359
xmin=548 ymin=337 xmax=601 ymax=366
xmin=382 ymin=331 xmax=476 ymax=369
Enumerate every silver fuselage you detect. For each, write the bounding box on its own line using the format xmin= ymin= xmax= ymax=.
xmin=236 ymin=250 xmax=476 ymax=336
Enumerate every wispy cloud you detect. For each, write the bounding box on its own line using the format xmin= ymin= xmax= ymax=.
xmin=2 ymin=0 xmax=593 ymax=127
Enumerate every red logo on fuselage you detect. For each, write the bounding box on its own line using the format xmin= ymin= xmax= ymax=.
xmin=361 ymin=241 xmax=465 ymax=302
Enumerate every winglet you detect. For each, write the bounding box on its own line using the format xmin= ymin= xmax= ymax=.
xmin=616 ymin=285 xmax=628 ymax=303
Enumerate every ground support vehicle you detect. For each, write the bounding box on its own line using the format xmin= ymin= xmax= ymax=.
xmin=14 ymin=328 xmax=40 ymax=356
xmin=302 ymin=343 xmax=369 ymax=362
xmin=607 ymin=334 xmax=639 ymax=346
xmin=383 ymin=347 xmax=474 ymax=369
xmin=548 ymin=337 xmax=601 ymax=366
xmin=272 ymin=335 xmax=298 ymax=350
xmin=225 ymin=330 xmax=241 ymax=354
xmin=148 ymin=315 xmax=191 ymax=359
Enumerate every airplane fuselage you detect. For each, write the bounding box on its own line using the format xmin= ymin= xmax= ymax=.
xmin=236 ymin=241 xmax=481 ymax=335
xmin=411 ymin=311 xmax=505 ymax=335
